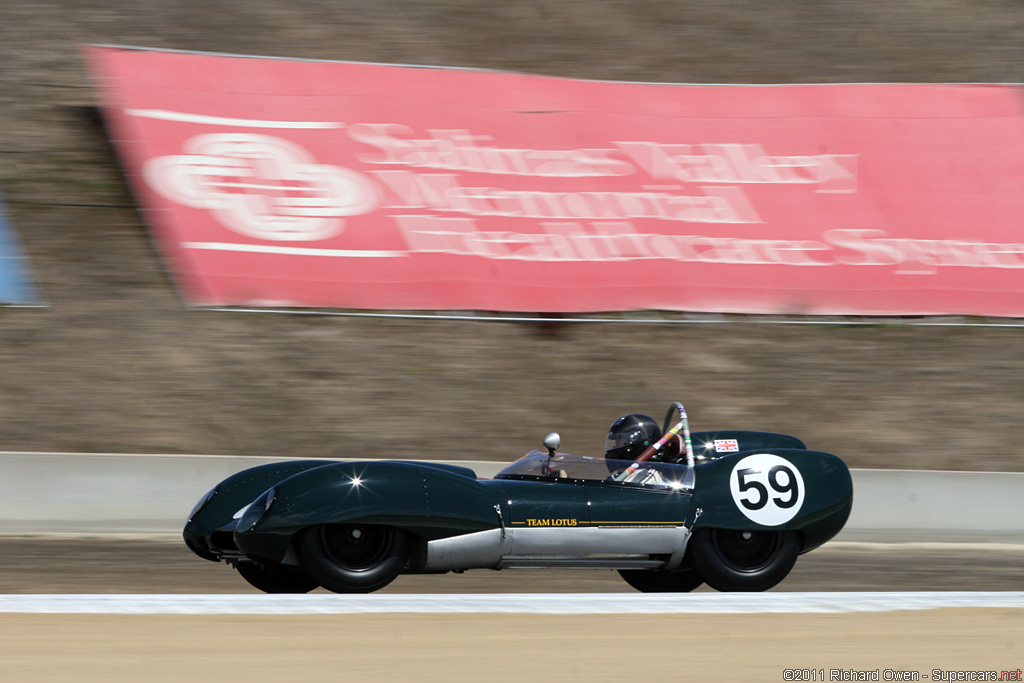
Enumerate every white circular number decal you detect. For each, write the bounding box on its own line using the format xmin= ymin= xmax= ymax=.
xmin=729 ymin=454 xmax=805 ymax=526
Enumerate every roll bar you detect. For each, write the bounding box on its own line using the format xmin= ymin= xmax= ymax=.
xmin=634 ymin=401 xmax=696 ymax=489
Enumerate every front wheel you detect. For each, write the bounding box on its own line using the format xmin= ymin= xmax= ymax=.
xmin=296 ymin=524 xmax=411 ymax=594
xmin=688 ymin=528 xmax=800 ymax=592
xmin=234 ymin=561 xmax=319 ymax=594
xmin=618 ymin=568 xmax=704 ymax=593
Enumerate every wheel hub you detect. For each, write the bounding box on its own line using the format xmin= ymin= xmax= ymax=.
xmin=713 ymin=530 xmax=778 ymax=571
xmin=322 ymin=524 xmax=391 ymax=570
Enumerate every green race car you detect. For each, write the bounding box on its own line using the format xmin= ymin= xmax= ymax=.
xmin=184 ymin=402 xmax=852 ymax=593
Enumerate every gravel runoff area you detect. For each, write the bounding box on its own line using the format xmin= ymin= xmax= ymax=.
xmin=2 ymin=609 xmax=1020 ymax=682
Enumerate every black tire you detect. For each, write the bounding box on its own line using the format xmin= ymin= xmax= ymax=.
xmin=618 ymin=568 xmax=704 ymax=593
xmin=234 ymin=561 xmax=319 ymax=594
xmin=689 ymin=528 xmax=800 ymax=592
xmin=296 ymin=524 xmax=411 ymax=594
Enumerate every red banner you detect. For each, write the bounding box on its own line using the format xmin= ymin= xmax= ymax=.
xmin=85 ymin=46 xmax=1024 ymax=316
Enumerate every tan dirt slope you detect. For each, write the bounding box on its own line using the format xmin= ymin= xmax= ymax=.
xmin=1 ymin=1 xmax=1023 ymax=470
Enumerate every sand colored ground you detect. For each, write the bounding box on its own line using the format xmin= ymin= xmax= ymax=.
xmin=1 ymin=609 xmax=1020 ymax=682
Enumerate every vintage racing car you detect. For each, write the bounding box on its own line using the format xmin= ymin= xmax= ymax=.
xmin=183 ymin=402 xmax=852 ymax=593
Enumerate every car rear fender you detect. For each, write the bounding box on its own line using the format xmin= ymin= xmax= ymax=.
xmin=689 ymin=430 xmax=806 ymax=459
xmin=687 ymin=448 xmax=852 ymax=553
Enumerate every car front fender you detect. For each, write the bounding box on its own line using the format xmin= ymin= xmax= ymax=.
xmin=234 ymin=461 xmax=506 ymax=564
xmin=183 ymin=460 xmax=337 ymax=560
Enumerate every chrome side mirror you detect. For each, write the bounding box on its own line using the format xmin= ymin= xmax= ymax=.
xmin=542 ymin=432 xmax=560 ymax=455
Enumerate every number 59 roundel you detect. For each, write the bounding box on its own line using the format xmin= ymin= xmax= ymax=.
xmin=729 ymin=453 xmax=806 ymax=526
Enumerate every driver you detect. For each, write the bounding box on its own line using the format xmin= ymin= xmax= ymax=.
xmin=604 ymin=414 xmax=662 ymax=460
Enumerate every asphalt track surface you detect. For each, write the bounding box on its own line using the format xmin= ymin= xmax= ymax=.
xmin=1 ymin=538 xmax=1021 ymax=682
xmin=2 ymin=537 xmax=1021 ymax=594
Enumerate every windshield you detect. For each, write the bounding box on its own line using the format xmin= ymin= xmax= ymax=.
xmin=496 ymin=452 xmax=693 ymax=491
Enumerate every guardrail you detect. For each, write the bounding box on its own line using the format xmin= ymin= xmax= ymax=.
xmin=0 ymin=452 xmax=1020 ymax=541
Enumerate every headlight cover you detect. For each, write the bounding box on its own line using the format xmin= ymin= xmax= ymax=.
xmin=236 ymin=488 xmax=276 ymax=533
xmin=186 ymin=486 xmax=219 ymax=523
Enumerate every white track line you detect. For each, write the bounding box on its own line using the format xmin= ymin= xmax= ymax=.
xmin=1 ymin=592 xmax=1022 ymax=615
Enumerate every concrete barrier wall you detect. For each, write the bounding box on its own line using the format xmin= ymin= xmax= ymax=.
xmin=0 ymin=452 xmax=1020 ymax=540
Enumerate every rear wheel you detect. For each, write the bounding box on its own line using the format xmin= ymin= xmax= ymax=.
xmin=234 ymin=561 xmax=319 ymax=594
xmin=296 ymin=524 xmax=411 ymax=594
xmin=618 ymin=568 xmax=704 ymax=593
xmin=689 ymin=528 xmax=800 ymax=592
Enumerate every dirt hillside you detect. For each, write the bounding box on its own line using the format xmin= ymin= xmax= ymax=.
xmin=1 ymin=1 xmax=1023 ymax=471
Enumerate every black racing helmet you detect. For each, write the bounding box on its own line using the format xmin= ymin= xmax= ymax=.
xmin=604 ymin=414 xmax=662 ymax=460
